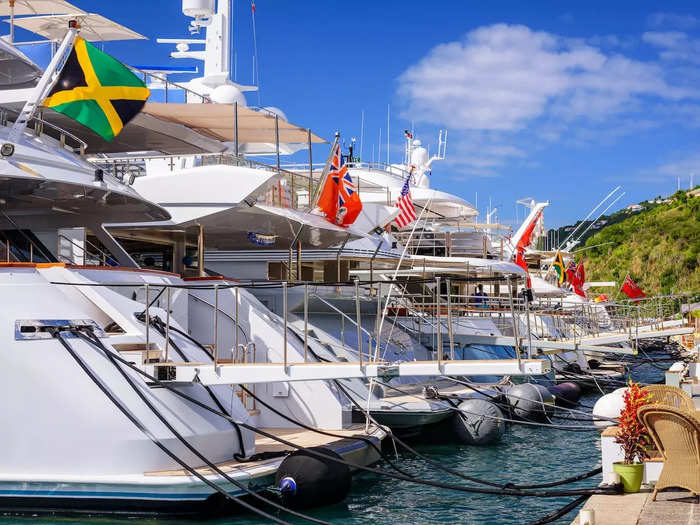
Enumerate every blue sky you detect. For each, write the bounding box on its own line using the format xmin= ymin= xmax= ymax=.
xmin=14 ymin=0 xmax=700 ymax=229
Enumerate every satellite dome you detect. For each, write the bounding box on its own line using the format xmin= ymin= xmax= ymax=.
xmin=210 ymin=84 xmax=246 ymax=105
xmin=262 ymin=106 xmax=288 ymax=121
xmin=412 ymin=139 xmax=422 ymax=147
xmin=410 ymin=145 xmax=429 ymax=168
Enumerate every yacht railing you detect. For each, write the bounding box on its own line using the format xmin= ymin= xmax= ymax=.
xmin=0 ymin=109 xmax=89 ymax=154
xmin=0 ymin=237 xmax=20 ymax=263
xmin=394 ymin=230 xmax=505 ymax=259
xmin=29 ymin=115 xmax=88 ymax=153
xmin=91 ymin=151 xmax=318 ymax=211
xmin=130 ymin=67 xmax=211 ymax=104
xmin=42 ymin=273 xmax=692 ymax=380
xmin=57 ymin=233 xmax=116 ymax=267
xmin=282 ymin=160 xmax=414 ymax=184
xmin=91 ymin=151 xmax=401 ymax=212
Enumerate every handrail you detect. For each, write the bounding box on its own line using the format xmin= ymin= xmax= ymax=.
xmin=91 ymin=151 xmax=312 ymax=184
xmin=57 ymin=233 xmax=114 ymax=266
xmin=190 ymin=293 xmax=241 ymax=328
xmin=129 ymin=67 xmax=211 ymax=104
xmin=313 ymin=293 xmax=377 ymax=344
xmin=30 ymin=115 xmax=88 ymax=152
xmin=282 ymin=160 xmax=414 ymax=182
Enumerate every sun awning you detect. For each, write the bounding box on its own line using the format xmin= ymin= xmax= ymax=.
xmin=406 ymin=255 xmax=528 ymax=276
xmin=9 ymin=105 xmax=227 ymax=154
xmin=142 ymin=103 xmax=327 ymax=145
xmin=7 ymin=13 xmax=146 ymax=41
xmin=108 ymin=204 xmax=366 ymax=251
xmin=0 ymin=0 xmax=83 ymax=15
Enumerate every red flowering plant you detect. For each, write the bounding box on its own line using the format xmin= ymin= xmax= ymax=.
xmin=614 ymin=380 xmax=654 ymax=464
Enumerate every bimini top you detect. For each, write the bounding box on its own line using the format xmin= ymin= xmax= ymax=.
xmin=142 ymin=103 xmax=327 ymax=145
xmin=0 ymin=0 xmax=83 ymax=16
xmin=6 ymin=13 xmax=146 ymax=41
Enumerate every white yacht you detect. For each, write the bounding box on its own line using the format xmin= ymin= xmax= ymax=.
xmin=0 ymin=4 xmax=388 ymax=516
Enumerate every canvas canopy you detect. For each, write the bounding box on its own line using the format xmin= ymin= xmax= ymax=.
xmin=7 ymin=13 xmax=146 ymax=41
xmin=0 ymin=0 xmax=83 ymax=15
xmin=142 ymin=103 xmax=327 ymax=145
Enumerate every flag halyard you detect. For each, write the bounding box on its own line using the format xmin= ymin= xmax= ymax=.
xmin=43 ymin=37 xmax=150 ymax=141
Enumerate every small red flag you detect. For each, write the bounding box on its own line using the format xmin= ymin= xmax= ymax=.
xmin=575 ymin=259 xmax=585 ymax=286
xmin=251 ymin=1 xmax=256 ymax=13
xmin=514 ymin=249 xmax=532 ymax=288
xmin=621 ymin=275 xmax=646 ymax=300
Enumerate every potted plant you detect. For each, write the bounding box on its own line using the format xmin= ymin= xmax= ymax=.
xmin=612 ymin=381 xmax=653 ymax=493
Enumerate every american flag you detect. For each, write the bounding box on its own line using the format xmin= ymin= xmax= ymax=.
xmin=394 ymin=175 xmax=416 ymax=228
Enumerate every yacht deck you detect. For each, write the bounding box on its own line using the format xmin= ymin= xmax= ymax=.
xmin=145 ymin=426 xmax=383 ymax=477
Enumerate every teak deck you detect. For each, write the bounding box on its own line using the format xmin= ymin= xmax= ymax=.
xmin=145 ymin=426 xmax=378 ymax=477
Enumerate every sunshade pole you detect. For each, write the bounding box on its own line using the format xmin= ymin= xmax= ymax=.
xmin=9 ymin=0 xmax=14 ymax=43
xmin=307 ymin=128 xmax=313 ymax=206
xmin=197 ymin=223 xmax=205 ymax=277
xmin=275 ymin=115 xmax=280 ymax=173
xmin=234 ymin=101 xmax=239 ymax=157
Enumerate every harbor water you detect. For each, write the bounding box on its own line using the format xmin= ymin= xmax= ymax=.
xmin=0 ymin=353 xmax=670 ymax=525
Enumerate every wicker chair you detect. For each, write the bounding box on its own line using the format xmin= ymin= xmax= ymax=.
xmin=637 ymin=404 xmax=700 ymax=501
xmin=643 ymin=385 xmax=696 ymax=413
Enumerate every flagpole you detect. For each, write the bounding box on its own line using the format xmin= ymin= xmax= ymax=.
xmin=309 ymin=132 xmax=340 ymax=211
xmin=9 ymin=24 xmax=79 ymax=143
xmin=290 ymin=132 xmax=340 ymax=267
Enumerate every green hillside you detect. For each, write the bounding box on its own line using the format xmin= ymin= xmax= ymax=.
xmin=580 ymin=190 xmax=699 ymax=295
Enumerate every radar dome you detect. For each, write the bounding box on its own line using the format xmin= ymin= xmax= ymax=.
xmin=262 ymin=106 xmax=288 ymax=121
xmin=182 ymin=0 xmax=214 ymax=18
xmin=410 ymin=145 xmax=429 ymax=168
xmin=210 ymin=84 xmax=247 ymax=106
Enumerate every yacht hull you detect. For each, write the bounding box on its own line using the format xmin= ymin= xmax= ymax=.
xmin=0 ymin=430 xmax=383 ymax=517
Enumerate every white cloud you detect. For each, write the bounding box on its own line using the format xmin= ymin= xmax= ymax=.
xmin=586 ymin=34 xmax=635 ymax=49
xmin=647 ymin=12 xmax=698 ymax=30
xmin=655 ymin=154 xmax=700 ymax=177
xmin=440 ymin=132 xmax=529 ymax=178
xmin=643 ymin=31 xmax=700 ymax=64
xmin=398 ymin=24 xmax=690 ymax=132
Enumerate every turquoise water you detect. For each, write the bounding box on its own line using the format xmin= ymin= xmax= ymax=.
xmin=0 ymin=357 xmax=667 ymax=525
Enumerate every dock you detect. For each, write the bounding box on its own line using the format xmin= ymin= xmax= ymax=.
xmin=570 ymin=490 xmax=699 ymax=524
xmin=574 ymin=350 xmax=700 ymax=525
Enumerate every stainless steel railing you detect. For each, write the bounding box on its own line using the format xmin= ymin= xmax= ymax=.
xmin=46 ymin=275 xmax=690 ymax=376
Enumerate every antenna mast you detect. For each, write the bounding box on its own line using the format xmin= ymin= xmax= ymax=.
xmin=565 ymin=191 xmax=626 ymax=251
xmin=558 ymin=186 xmax=622 ymax=250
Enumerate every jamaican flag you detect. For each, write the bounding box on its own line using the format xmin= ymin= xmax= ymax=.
xmin=43 ymin=37 xmax=150 ymax=141
xmin=552 ymin=250 xmax=566 ymax=285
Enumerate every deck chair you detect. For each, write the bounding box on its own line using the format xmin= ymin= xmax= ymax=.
xmin=643 ymin=385 xmax=696 ymax=413
xmin=637 ymin=405 xmax=700 ymax=501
